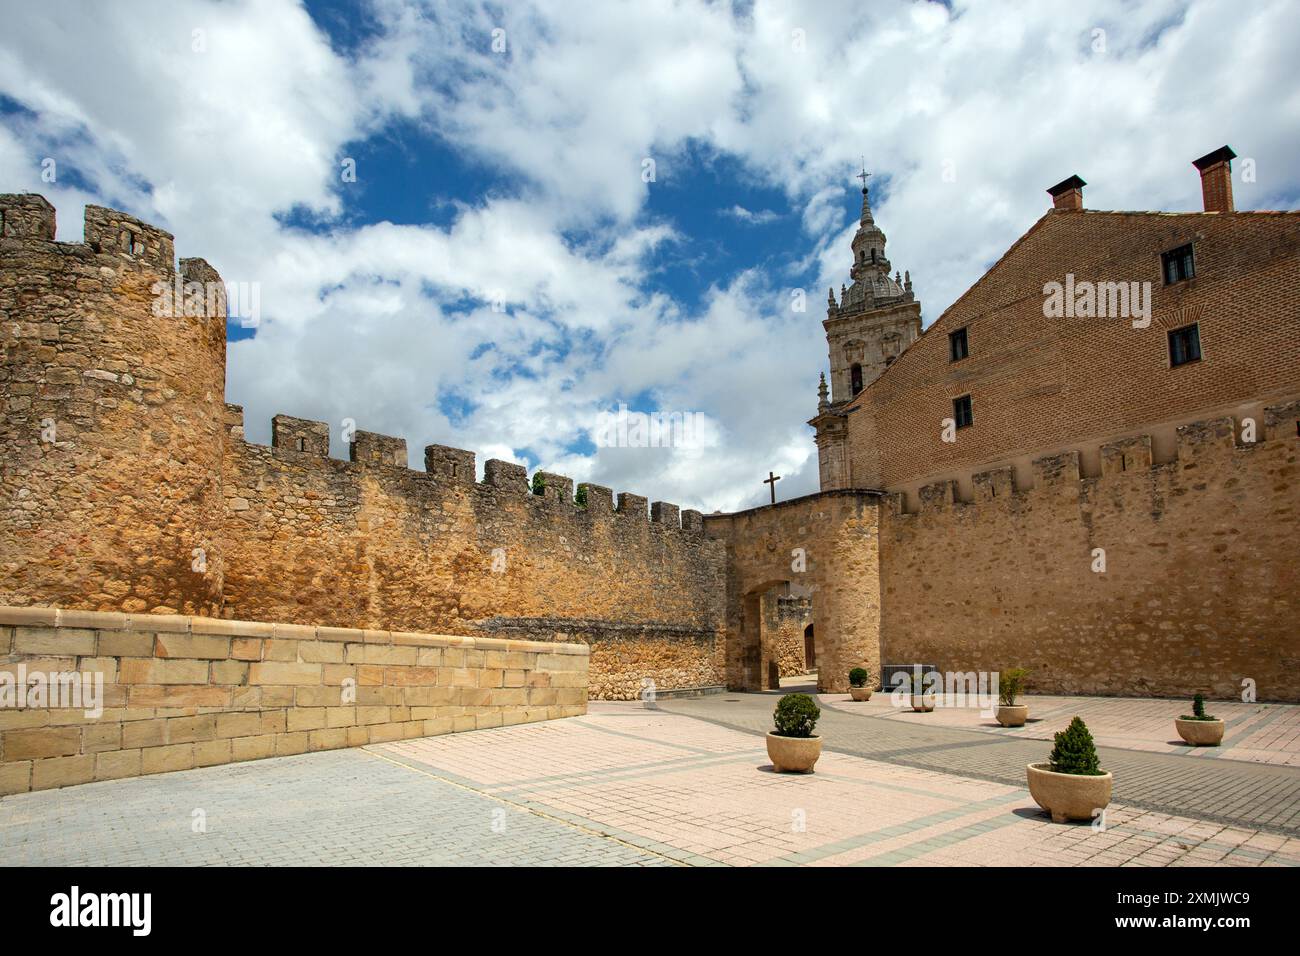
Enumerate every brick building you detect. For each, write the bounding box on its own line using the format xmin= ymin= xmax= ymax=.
xmin=815 ymin=147 xmax=1300 ymax=506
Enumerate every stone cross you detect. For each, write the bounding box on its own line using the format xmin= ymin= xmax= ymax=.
xmin=764 ymin=471 xmax=781 ymax=505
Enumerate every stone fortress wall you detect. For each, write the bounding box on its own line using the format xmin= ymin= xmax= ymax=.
xmin=0 ymin=194 xmax=725 ymax=703
xmin=880 ymin=404 xmax=1300 ymax=702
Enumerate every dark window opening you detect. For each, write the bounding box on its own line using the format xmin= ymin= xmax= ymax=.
xmin=949 ymin=327 xmax=969 ymax=362
xmin=870 ymin=248 xmax=877 ymax=263
xmin=296 ymin=437 xmax=306 ymax=452
xmin=450 ymin=463 xmax=458 ymax=478
xmin=1168 ymin=323 xmax=1202 ymax=367
xmin=1162 ymin=243 xmax=1195 ymax=284
xmin=850 ymin=363 xmax=864 ymax=396
xmin=953 ymin=394 xmax=973 ymax=429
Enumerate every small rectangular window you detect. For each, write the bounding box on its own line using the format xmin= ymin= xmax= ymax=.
xmin=1162 ymin=243 xmax=1195 ymax=284
xmin=1168 ymin=324 xmax=1202 ymax=367
xmin=953 ymin=394 xmax=973 ymax=429
xmin=949 ymin=327 xmax=969 ymax=362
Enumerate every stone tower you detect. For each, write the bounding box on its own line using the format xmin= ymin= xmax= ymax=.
xmin=808 ymin=176 xmax=922 ymax=490
xmin=0 ymin=194 xmax=228 ymax=614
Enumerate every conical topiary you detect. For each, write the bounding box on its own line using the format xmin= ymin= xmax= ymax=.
xmin=1048 ymin=716 xmax=1103 ymax=776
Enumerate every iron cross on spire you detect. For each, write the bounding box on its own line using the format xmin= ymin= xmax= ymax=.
xmin=764 ymin=471 xmax=781 ymax=505
xmin=857 ymin=161 xmax=871 ymax=192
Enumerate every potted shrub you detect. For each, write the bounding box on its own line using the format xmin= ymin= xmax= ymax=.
xmin=910 ymin=669 xmax=936 ymax=712
xmin=1026 ymin=716 xmax=1112 ymax=823
xmin=766 ymin=693 xmax=822 ymax=773
xmin=848 ymin=667 xmax=873 ymax=701
xmin=1175 ymin=693 xmax=1224 ymax=746
xmin=997 ymin=667 xmax=1030 ymax=727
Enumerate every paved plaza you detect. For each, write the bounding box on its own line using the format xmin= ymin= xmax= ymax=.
xmin=818 ymin=687 xmax=1300 ymax=767
xmin=2 ymin=688 xmax=1298 ymax=867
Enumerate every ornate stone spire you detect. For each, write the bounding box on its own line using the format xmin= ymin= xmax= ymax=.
xmin=817 ymin=372 xmax=829 ymax=410
xmin=856 ymin=165 xmax=875 ymax=226
xmin=848 ymin=168 xmax=891 ymax=285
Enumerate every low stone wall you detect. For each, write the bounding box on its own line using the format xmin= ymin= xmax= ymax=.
xmin=0 ymin=606 xmax=588 ymax=795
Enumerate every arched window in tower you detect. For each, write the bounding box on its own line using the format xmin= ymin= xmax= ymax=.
xmin=870 ymin=248 xmax=877 ymax=263
xmin=850 ymin=363 xmax=863 ymax=396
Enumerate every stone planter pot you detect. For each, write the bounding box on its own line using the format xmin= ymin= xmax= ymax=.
xmin=1026 ymin=763 xmax=1113 ymax=823
xmin=911 ymin=695 xmax=935 ymax=713
xmin=1175 ymin=717 xmax=1225 ymax=746
xmin=849 ymin=686 xmax=873 ymax=701
xmin=766 ymin=732 xmax=822 ymax=773
xmin=997 ymin=704 xmax=1028 ymax=727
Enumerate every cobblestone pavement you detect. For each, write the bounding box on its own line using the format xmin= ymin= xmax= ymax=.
xmin=5 ymin=700 xmax=1296 ymax=866
xmin=661 ymin=690 xmax=1300 ymax=836
xmin=0 ymin=744 xmax=668 ymax=866
xmin=817 ymin=688 xmax=1300 ymax=767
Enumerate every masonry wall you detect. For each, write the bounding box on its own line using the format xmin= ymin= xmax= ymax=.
xmin=217 ymin=410 xmax=725 ymax=699
xmin=704 ymin=491 xmax=881 ymax=694
xmin=880 ymin=403 xmax=1300 ymax=702
xmin=847 ymin=210 xmax=1300 ymax=498
xmin=0 ymin=605 xmax=587 ymax=795
xmin=0 ymin=196 xmax=227 ymax=616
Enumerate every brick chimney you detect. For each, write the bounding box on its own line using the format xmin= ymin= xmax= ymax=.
xmin=1192 ymin=145 xmax=1236 ymax=213
xmin=1047 ymin=174 xmax=1086 ymax=211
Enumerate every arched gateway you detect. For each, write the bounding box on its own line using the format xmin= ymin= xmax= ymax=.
xmin=703 ymin=490 xmax=882 ymax=694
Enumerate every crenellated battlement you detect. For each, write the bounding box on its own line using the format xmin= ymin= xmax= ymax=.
xmin=886 ymin=400 xmax=1300 ymax=519
xmin=0 ymin=194 xmax=187 ymax=276
xmin=226 ymin=405 xmax=703 ymax=532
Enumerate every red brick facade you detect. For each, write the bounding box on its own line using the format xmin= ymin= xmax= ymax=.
xmin=845 ymin=207 xmax=1300 ymax=503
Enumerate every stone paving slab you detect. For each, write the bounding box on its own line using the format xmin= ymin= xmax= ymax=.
xmin=376 ymin=703 xmax=1300 ymax=867
xmin=3 ymin=701 xmax=1298 ymax=866
xmin=819 ymin=691 xmax=1300 ymax=767
xmin=659 ymin=692 xmax=1300 ymax=836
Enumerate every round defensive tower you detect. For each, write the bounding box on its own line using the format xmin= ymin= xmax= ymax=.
xmin=0 ymin=194 xmax=227 ymax=614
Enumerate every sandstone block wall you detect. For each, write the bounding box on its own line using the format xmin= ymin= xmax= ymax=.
xmin=880 ymin=403 xmax=1300 ymax=701
xmin=0 ymin=605 xmax=588 ymax=795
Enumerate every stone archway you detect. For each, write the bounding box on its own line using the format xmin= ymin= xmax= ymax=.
xmin=740 ymin=579 xmax=791 ymax=691
xmin=703 ymin=490 xmax=882 ymax=693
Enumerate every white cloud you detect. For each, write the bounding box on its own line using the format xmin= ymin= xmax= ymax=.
xmin=723 ymin=204 xmax=780 ymax=225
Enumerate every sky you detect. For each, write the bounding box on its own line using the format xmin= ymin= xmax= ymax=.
xmin=1 ymin=0 xmax=1297 ymax=512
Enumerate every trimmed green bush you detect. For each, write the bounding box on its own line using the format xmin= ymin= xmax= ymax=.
xmin=1181 ymin=693 xmax=1218 ymax=721
xmin=848 ymin=667 xmax=869 ymax=688
xmin=773 ymin=693 xmax=820 ymax=738
xmin=575 ymin=484 xmax=588 ymax=508
xmin=1048 ymin=716 xmax=1104 ymax=776
xmin=999 ymin=667 xmax=1029 ymax=706
xmin=530 ymin=472 xmax=545 ymax=496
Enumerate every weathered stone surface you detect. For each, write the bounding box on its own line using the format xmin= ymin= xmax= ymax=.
xmin=0 ymin=607 xmax=588 ymax=793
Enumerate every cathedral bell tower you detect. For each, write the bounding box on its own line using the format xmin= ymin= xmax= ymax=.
xmin=808 ymin=170 xmax=922 ymax=490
